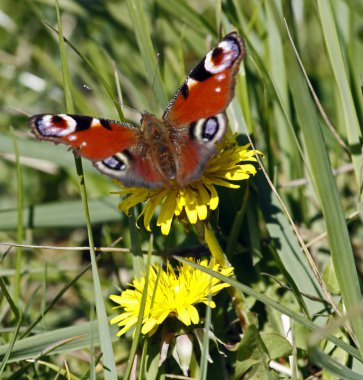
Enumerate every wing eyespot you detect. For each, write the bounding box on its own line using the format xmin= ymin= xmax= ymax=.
xmin=190 ymin=113 xmax=227 ymax=145
xmin=33 ymin=114 xmax=77 ymax=137
xmin=204 ymin=37 xmax=242 ymax=74
xmin=101 ymin=151 xmax=131 ymax=172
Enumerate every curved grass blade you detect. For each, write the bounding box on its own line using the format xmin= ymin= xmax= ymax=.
xmin=55 ymin=1 xmax=116 ymax=377
xmin=174 ymin=256 xmax=362 ymax=362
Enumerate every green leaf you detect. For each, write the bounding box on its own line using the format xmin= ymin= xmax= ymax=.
xmin=260 ymin=332 xmax=292 ymax=360
xmin=234 ymin=325 xmax=276 ymax=379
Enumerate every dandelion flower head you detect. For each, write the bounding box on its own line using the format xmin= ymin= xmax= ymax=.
xmin=110 ymin=258 xmax=234 ymax=337
xmin=116 ymin=135 xmax=262 ymax=235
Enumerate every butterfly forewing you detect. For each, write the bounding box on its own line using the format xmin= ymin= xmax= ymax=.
xmin=163 ymin=32 xmax=246 ymax=125
xmin=29 ymin=114 xmax=139 ymax=160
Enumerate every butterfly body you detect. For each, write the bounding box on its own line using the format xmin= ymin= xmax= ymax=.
xmin=29 ymin=32 xmax=246 ymax=189
xmin=141 ymin=113 xmax=178 ymax=183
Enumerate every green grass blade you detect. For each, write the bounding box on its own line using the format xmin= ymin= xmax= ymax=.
xmin=54 ymin=1 xmax=117 ymax=377
xmin=125 ymin=0 xmax=168 ymax=109
xmin=265 ymin=0 xmax=299 ymax=180
xmin=0 ymin=322 xmax=123 ymax=363
xmin=256 ymin=175 xmax=325 ymax=315
xmin=0 ymin=278 xmax=22 ymax=376
xmin=174 ymin=257 xmax=362 ymax=361
xmin=20 ymin=260 xmax=96 ymax=339
xmin=317 ymin=0 xmax=362 ymax=184
xmin=54 ymin=2 xmax=73 ymax=114
xmin=310 ymin=347 xmax=363 ymax=380
xmin=128 ymin=208 xmax=144 ymax=277
xmin=199 ymin=284 xmax=212 ymax=380
xmin=155 ymin=0 xmax=214 ymax=36
xmin=73 ymin=113 xmax=118 ymax=380
xmin=0 ymin=134 xmax=83 ymax=168
xmin=0 ymin=197 xmax=121 ymax=230
xmin=283 ymin=24 xmax=363 ymax=354
xmin=44 ymin=23 xmax=125 ymax=121
xmin=123 ymin=238 xmax=153 ymax=380
xmin=10 ymin=128 xmax=23 ymax=305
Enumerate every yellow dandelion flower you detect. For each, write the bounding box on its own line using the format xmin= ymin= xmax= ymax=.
xmin=115 ymin=136 xmax=263 ymax=235
xmin=109 ymin=258 xmax=234 ymax=337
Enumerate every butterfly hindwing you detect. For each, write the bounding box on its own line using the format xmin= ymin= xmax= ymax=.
xmin=163 ymin=32 xmax=246 ymax=125
xmin=94 ymin=146 xmax=167 ymax=189
xmin=172 ymin=113 xmax=227 ymax=185
xmin=29 ymin=114 xmax=139 ymax=161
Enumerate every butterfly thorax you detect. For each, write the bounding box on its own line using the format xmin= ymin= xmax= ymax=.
xmin=141 ymin=113 xmax=178 ymax=183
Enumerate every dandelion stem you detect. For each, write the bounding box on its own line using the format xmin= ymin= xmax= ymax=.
xmin=204 ymin=223 xmax=230 ymax=267
xmin=204 ymin=223 xmax=250 ymax=329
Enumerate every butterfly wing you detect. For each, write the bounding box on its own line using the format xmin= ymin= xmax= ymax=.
xmin=171 ymin=113 xmax=228 ymax=186
xmin=163 ymin=32 xmax=246 ymax=125
xmin=29 ymin=114 xmax=166 ymax=188
xmin=94 ymin=146 xmax=166 ymax=189
xmin=163 ymin=32 xmax=245 ymax=185
xmin=29 ymin=114 xmax=139 ymax=160
xmin=29 ymin=33 xmax=246 ymax=189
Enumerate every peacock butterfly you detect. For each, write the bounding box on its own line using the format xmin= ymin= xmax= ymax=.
xmin=29 ymin=32 xmax=246 ymax=189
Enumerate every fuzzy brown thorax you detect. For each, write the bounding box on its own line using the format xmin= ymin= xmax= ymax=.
xmin=141 ymin=113 xmax=178 ymax=183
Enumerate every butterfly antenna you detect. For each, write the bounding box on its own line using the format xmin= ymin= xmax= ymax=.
xmin=147 ymin=52 xmax=160 ymax=110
